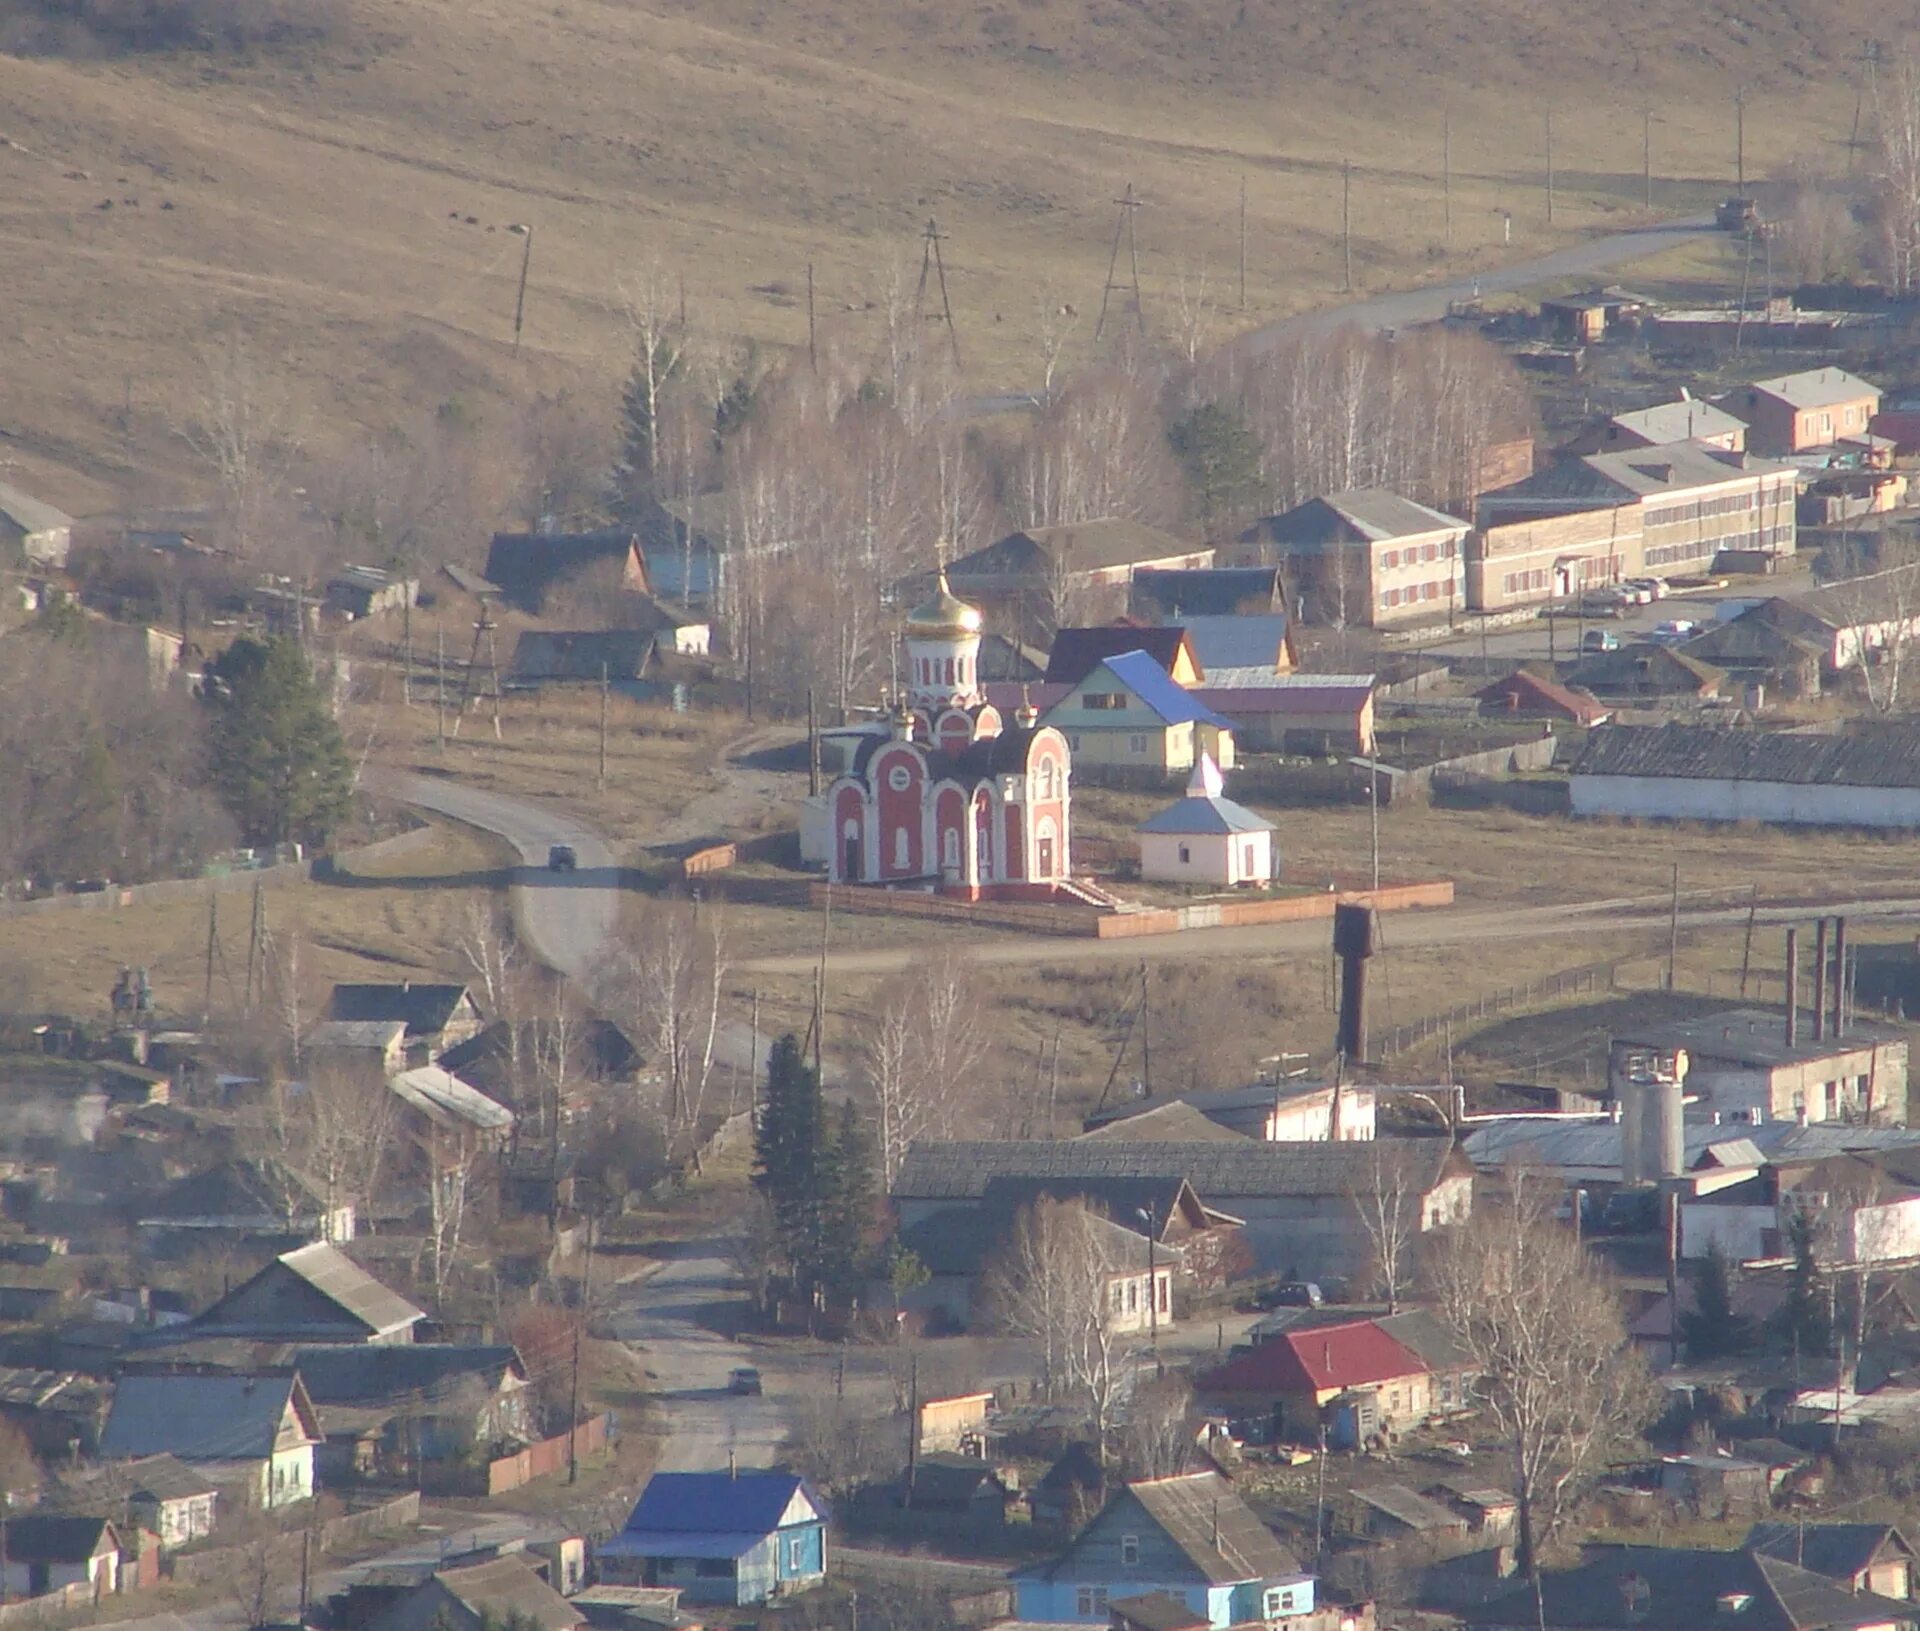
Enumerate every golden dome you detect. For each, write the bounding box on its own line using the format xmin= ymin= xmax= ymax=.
xmin=905 ymin=570 xmax=983 ymax=638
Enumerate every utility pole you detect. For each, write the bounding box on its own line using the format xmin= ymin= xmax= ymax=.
xmin=1545 ymin=110 xmax=1555 ymax=224
xmin=1341 ymin=160 xmax=1353 ymax=294
xmin=245 ymin=881 xmax=263 ymax=1013
xmin=806 ymin=261 xmax=818 ymax=373
xmin=1442 ymin=112 xmax=1452 ymax=245
xmin=1369 ymin=760 xmax=1382 ymax=892
xmin=510 ymin=223 xmax=534 ymax=356
xmin=1667 ymin=862 xmax=1681 ymax=992
xmin=1644 ymin=107 xmax=1653 ymax=211
xmin=1736 ymin=86 xmax=1747 ymax=192
xmin=1238 ymin=174 xmax=1248 ymax=310
xmin=1139 ymin=961 xmax=1152 ymax=1097
xmin=914 ymin=218 xmax=962 ymax=367
xmin=203 ymin=894 xmax=217 ymax=1023
xmin=1740 ymin=883 xmax=1758 ymax=998
xmin=1094 ymin=183 xmax=1146 ymax=341
xmin=436 ymin=628 xmax=446 ymax=752
xmin=598 ymin=661 xmax=609 ymax=790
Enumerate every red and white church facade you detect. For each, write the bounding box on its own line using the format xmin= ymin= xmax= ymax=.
xmin=825 ymin=574 xmax=1073 ymax=898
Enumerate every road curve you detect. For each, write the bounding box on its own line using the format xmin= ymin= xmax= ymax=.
xmin=361 ymin=766 xmax=618 ymax=985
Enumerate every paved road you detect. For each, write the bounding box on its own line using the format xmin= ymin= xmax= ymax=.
xmin=362 ymin=766 xmax=618 ymax=986
xmin=1243 ymin=216 xmax=1716 ymax=348
xmin=737 ymin=889 xmax=1920 ymax=979
xmin=362 ymin=759 xmax=795 ymax=1477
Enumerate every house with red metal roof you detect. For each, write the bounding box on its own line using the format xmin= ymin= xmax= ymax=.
xmin=1198 ymin=1317 xmax=1439 ymax=1448
xmin=1476 ymin=669 xmax=1611 ymax=727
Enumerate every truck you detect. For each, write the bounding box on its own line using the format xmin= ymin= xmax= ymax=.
xmin=1716 ymin=196 xmax=1760 ymax=233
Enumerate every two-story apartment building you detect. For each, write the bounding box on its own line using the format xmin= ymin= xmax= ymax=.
xmin=1240 ymin=491 xmax=1469 ymax=628
xmin=1472 ymin=441 xmax=1798 ymax=610
xmin=1725 ymin=368 xmax=1882 ymax=455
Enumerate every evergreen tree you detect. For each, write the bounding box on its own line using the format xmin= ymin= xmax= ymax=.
xmin=753 ymin=1033 xmax=825 ymax=1270
xmin=1167 ymin=403 xmax=1264 ymax=534
xmin=613 ymin=337 xmax=684 ymax=513
xmin=202 ymin=636 xmax=353 ymax=846
xmin=818 ymin=1098 xmax=873 ymax=1296
xmin=1777 ymin=1206 xmax=1832 ymax=1359
xmin=1681 ymin=1244 xmax=1756 ymax=1360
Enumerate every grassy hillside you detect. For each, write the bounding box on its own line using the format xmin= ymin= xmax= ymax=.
xmin=0 ymin=0 xmax=1894 ymax=513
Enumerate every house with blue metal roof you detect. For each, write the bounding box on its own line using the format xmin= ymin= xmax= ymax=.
xmin=1042 ymin=651 xmax=1235 ymax=778
xmin=596 ymin=1471 xmax=828 ymax=1605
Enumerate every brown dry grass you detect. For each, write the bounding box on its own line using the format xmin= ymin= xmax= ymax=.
xmin=0 ymin=820 xmax=510 ymax=1019
xmin=0 ymin=0 xmax=1886 ymax=512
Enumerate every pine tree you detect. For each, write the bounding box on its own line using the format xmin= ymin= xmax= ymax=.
xmin=203 ymin=636 xmax=353 ymax=846
xmin=1681 ymin=1244 xmax=1756 ymax=1360
xmin=818 ymin=1099 xmax=873 ymax=1296
xmin=753 ymin=1033 xmax=825 ymax=1273
xmin=1167 ymin=403 xmax=1264 ymax=534
xmin=1778 ymin=1206 xmax=1832 ymax=1359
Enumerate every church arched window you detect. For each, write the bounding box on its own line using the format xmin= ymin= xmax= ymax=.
xmin=943 ymin=827 xmax=961 ymax=872
xmin=893 ymin=826 xmax=910 ymax=871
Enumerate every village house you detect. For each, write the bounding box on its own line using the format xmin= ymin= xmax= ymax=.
xmin=1476 ymin=669 xmax=1610 ymax=726
xmin=325 ymin=983 xmax=484 ymax=1065
xmin=597 ymin=1472 xmax=828 ymax=1606
xmin=366 ymin=1554 xmax=584 ymax=1631
xmin=818 ymin=576 xmax=1075 ymax=895
xmin=625 ymin=493 xmax=725 ymax=602
xmin=1658 ymin=1452 xmax=1773 ymax=1516
xmin=305 ymin=1018 xmax=410 ymax=1077
xmin=0 ymin=481 xmax=74 ymax=569
xmin=1741 ymin=566 xmax=1920 ymax=682
xmin=1044 ymin=651 xmax=1236 ymax=778
xmin=1136 ymin=755 xmax=1275 ymax=887
xmin=1201 ymin=1317 xmax=1442 ymax=1447
xmin=483 ymin=530 xmax=652 ymax=613
xmin=945 ymin=521 xmax=1215 ymax=642
xmin=1724 ymin=369 xmax=1883 ymax=456
xmin=1683 ymin=614 xmax=1826 ymax=701
xmin=1170 ymin=614 xmax=1296 ymax=677
xmin=0 ymin=1517 xmax=121 ymax=1602
xmin=1683 ymin=1151 xmax=1920 ymax=1265
xmin=1241 ymin=491 xmax=1469 ymax=628
xmin=1030 ymin=1442 xmax=1107 ymax=1534
xmin=1608 ymin=1007 xmax=1909 ymax=1127
xmin=1194 ymin=672 xmax=1376 ymax=755
xmin=1564 ymin=643 xmax=1726 ymax=705
xmin=506 ymin=614 xmax=710 ymax=699
xmin=1465 ymin=1543 xmax=1913 ymax=1631
xmin=895 ymin=1196 xmax=1181 ymax=1334
xmin=886 ymin=1453 xmax=1016 ymax=1534
xmin=1570 ymin=722 xmax=1920 ymax=829
xmin=136 ymin=1161 xmax=358 ymax=1247
xmin=1472 ymin=441 xmax=1798 ymax=610
xmin=1355 ymin=1485 xmax=1471 ymax=1543
xmin=1012 ymin=1469 xmax=1313 ymax=1627
xmin=892 ymin=1138 xmax=1470 ymax=1284
xmin=117 ymin=1455 xmax=219 ymax=1550
xmin=293 ymin=1344 xmax=533 ymax=1477
xmin=98 ymin=1370 xmax=322 ymax=1509
xmin=1129 ymin=566 xmax=1288 ymax=622
xmin=1048 ymin=626 xmax=1205 ymax=688
xmin=1744 ymin=1524 xmax=1917 ymax=1600
xmin=388 ymin=1063 xmax=517 ymax=1152
xmin=171 ymin=1242 xmax=424 ymax=1346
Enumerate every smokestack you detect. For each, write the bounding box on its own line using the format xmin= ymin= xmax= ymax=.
xmin=1785 ymin=927 xmax=1799 ymax=1049
xmin=1333 ymin=904 xmax=1377 ymax=1064
xmin=1833 ymin=917 xmax=1848 ymax=1038
xmin=1813 ymin=919 xmax=1829 ymax=1043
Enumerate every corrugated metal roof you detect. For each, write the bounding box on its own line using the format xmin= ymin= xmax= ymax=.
xmin=1572 ymin=721 xmax=1920 ymax=790
xmin=390 ymin=1066 xmax=515 ymax=1133
xmin=1127 ymin=1470 xmax=1301 ymax=1584
xmin=1203 ymin=1317 xmax=1427 ymax=1394
xmin=1131 ymin=568 xmax=1283 ymax=619
xmin=1254 ymin=490 xmax=1466 ymax=547
xmin=0 ymin=481 xmax=74 ymax=538
xmin=1047 ymin=627 xmax=1196 ymax=686
xmin=1172 ymin=615 xmax=1290 ymax=672
xmin=1089 ymin=652 xmax=1232 ymax=728
xmin=100 ymin=1371 xmax=317 ymax=1460
xmin=622 ymin=1471 xmax=823 ymax=1536
xmin=1357 ymin=1484 xmax=1466 ymax=1530
xmin=1136 ymin=792 xmax=1274 ymax=835
xmin=273 ymin=1242 xmax=425 ymax=1336
xmin=1611 ymin=400 xmax=1747 ymax=444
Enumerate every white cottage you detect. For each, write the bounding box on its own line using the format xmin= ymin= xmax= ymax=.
xmin=1136 ymin=756 xmax=1274 ymax=886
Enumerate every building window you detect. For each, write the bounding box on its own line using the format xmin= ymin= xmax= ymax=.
xmin=1158 ymin=1275 xmax=1170 ymax=1313
xmin=893 ymin=827 xmax=909 ymax=870
xmin=1129 ymin=734 xmax=1148 ymax=755
xmin=1127 ymin=1280 xmax=1138 ymax=1312
xmin=1077 ymin=1588 xmax=1109 ymax=1617
xmin=1266 ymin=1586 xmax=1298 ymax=1618
xmin=1086 ymin=692 xmax=1126 ymax=710
xmin=1121 ymin=1535 xmax=1140 ymax=1566
xmin=788 ymin=1536 xmax=806 ymax=1572
xmin=1178 ymin=843 xmax=1191 ymax=863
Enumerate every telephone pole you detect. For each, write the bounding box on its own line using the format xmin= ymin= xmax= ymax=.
xmin=1644 ymin=107 xmax=1653 ymax=210
xmin=1341 ymin=160 xmax=1353 ymax=294
xmin=509 ymin=223 xmax=534 ymax=355
xmin=1094 ymin=183 xmax=1146 ymax=340
xmin=598 ymin=662 xmax=610 ymax=790
xmin=1545 ymin=110 xmax=1555 ymax=224
xmin=1238 ymin=174 xmax=1248 ymax=310
xmin=1442 ymin=112 xmax=1452 ymax=245
xmin=914 ymin=218 xmax=962 ymax=367
xmin=806 ymin=260 xmax=819 ymax=372
xmin=1736 ymin=86 xmax=1747 ymax=192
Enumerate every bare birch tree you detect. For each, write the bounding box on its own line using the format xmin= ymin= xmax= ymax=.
xmin=605 ymin=897 xmax=728 ymax=1147
xmin=182 ymin=335 xmax=302 ymax=559
xmin=1429 ymin=1168 xmax=1657 ymax=1622
xmin=1349 ymin=1139 xmax=1428 ymax=1313
xmin=1876 ymin=50 xmax=1920 ymax=295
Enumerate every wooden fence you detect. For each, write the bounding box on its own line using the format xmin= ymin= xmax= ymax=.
xmin=165 ymin=1491 xmax=422 ymax=1589
xmin=419 ymin=1414 xmax=613 ymax=1497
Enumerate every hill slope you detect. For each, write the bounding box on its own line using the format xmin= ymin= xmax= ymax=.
xmin=0 ymin=0 xmax=1901 ymax=510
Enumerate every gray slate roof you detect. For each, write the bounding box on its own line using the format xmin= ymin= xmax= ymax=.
xmin=893 ymin=1138 xmax=1456 ymax=1202
xmin=100 ymin=1371 xmax=317 ymax=1461
xmin=326 ymin=983 xmax=472 ymax=1038
xmin=1571 ymin=722 xmax=1920 ymax=790
xmin=1610 ymin=399 xmax=1747 ymax=445
xmin=1251 ymin=491 xmax=1466 ymax=550
xmin=1747 ymin=368 xmax=1881 ymax=412
xmin=1744 ymin=1522 xmax=1914 ymax=1583
xmin=0 ymin=481 xmax=74 ymax=537
xmin=270 ymin=1242 xmax=425 ymax=1337
xmin=1128 ymin=1471 xmax=1300 ymax=1584
xmin=1613 ymin=1006 xmax=1904 ymax=1069
xmin=1137 ymin=792 xmax=1274 ymax=836
xmin=1357 ymin=1483 xmax=1466 ymax=1531
xmin=291 ymin=1344 xmax=523 ymax=1406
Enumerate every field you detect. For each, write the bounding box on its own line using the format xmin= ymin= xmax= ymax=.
xmin=0 ymin=0 xmax=1893 ymax=513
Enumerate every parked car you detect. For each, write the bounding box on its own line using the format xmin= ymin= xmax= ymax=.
xmin=548 ymin=844 xmax=578 ymax=872
xmin=1582 ymin=630 xmax=1620 ymax=652
xmin=1625 ymin=577 xmax=1669 ymax=600
xmin=1267 ymin=1281 xmax=1324 ymax=1308
xmin=1583 ymin=586 xmax=1632 ymax=609
xmin=728 ymin=1367 xmax=763 ymax=1395
xmin=1649 ymin=618 xmax=1698 ymax=644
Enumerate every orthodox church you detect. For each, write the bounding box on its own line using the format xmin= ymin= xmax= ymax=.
xmin=823 ymin=573 xmax=1074 ymax=898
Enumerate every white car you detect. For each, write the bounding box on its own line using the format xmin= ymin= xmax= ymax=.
xmin=1625 ymin=577 xmax=1669 ymax=600
xmin=1650 ymin=618 xmax=1698 ymax=643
